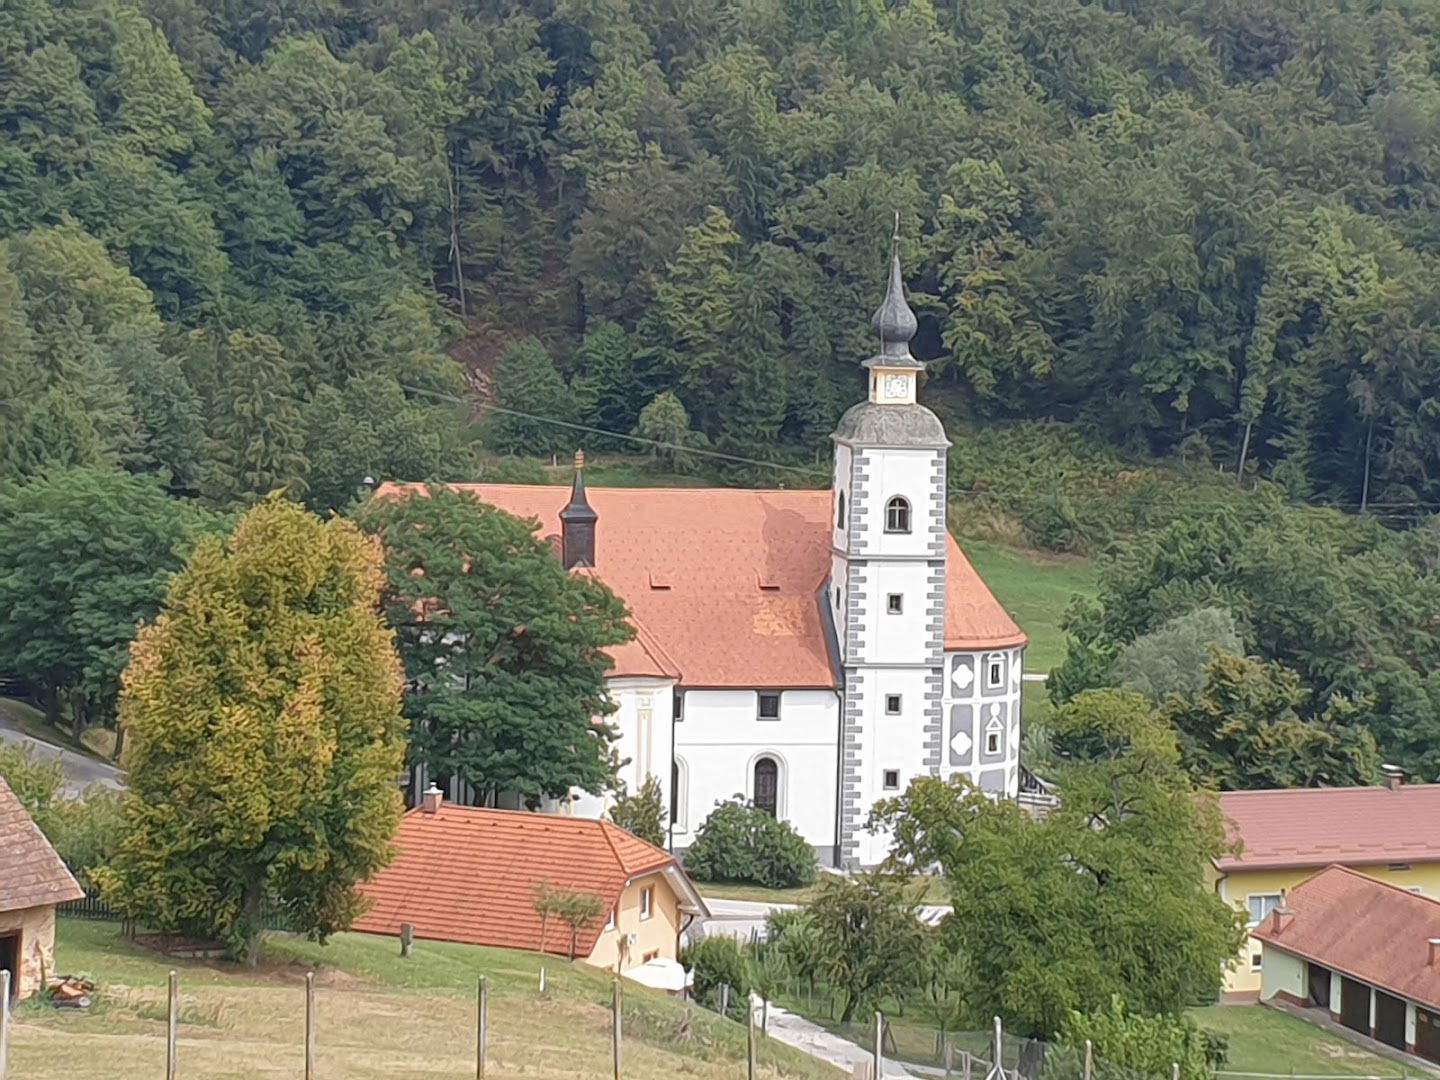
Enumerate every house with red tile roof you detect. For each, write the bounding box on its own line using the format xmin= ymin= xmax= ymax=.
xmin=1252 ymin=865 xmax=1440 ymax=1063
xmin=0 ymin=776 xmax=84 ymax=999
xmin=378 ymin=244 xmax=1027 ymax=868
xmin=353 ymin=790 xmax=708 ymax=974
xmin=1211 ymin=772 xmax=1440 ymax=997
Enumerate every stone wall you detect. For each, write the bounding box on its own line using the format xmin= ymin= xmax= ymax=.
xmin=0 ymin=903 xmax=58 ymax=999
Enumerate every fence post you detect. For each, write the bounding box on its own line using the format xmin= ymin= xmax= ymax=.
xmin=612 ymin=977 xmax=623 ymax=1080
xmin=1171 ymin=1064 xmax=1180 ymax=1080
xmin=1084 ymin=1040 xmax=1093 ymax=1080
xmin=166 ymin=970 xmax=178 ymax=1080
xmin=539 ymin=967 xmax=546 ymax=995
xmin=720 ymin=982 xmax=730 ymax=1018
xmin=399 ymin=923 xmax=414 ymax=959
xmin=993 ymin=1016 xmax=1003 ymax=1080
xmin=0 ymin=969 xmax=10 ymax=1080
xmin=963 ymin=1049 xmax=972 ymax=1080
xmin=476 ymin=975 xmax=487 ymax=1080
xmin=944 ymin=1038 xmax=953 ymax=1078
xmin=873 ymin=1011 xmax=884 ymax=1080
xmin=747 ymin=1001 xmax=757 ymax=1080
xmin=304 ymin=971 xmax=315 ymax=1080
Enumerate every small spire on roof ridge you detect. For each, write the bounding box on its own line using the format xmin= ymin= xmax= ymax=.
xmin=575 ymin=448 xmax=586 ymax=470
xmin=871 ymin=213 xmax=917 ymax=359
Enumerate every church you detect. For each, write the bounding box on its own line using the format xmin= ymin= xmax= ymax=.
xmin=398 ymin=246 xmax=1026 ymax=868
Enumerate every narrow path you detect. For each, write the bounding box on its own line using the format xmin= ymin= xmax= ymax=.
xmin=764 ymin=1002 xmax=919 ymax=1078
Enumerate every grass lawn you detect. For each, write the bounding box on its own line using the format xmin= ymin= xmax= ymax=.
xmin=8 ymin=920 xmax=841 ymax=1080
xmin=961 ymin=540 xmax=1098 ymax=674
xmin=1192 ymin=1005 xmax=1411 ymax=1077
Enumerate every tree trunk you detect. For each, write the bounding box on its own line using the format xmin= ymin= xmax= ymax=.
xmin=111 ymin=719 xmax=125 ymax=763
xmin=1361 ymin=420 xmax=1374 ymax=512
xmin=71 ymin=695 xmax=86 ymax=743
xmin=243 ymin=882 xmax=264 ymax=968
xmin=448 ymin=148 xmax=468 ymax=322
xmin=1236 ymin=420 xmax=1253 ymax=486
xmin=42 ymin=684 xmax=60 ymax=727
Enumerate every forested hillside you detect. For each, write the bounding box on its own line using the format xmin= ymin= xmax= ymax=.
xmin=5 ymin=0 xmax=1440 ymax=506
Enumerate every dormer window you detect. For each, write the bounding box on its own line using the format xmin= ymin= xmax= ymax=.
xmin=885 ymin=497 xmax=911 ymax=534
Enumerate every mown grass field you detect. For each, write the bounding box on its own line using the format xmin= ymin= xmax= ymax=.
xmin=9 ymin=920 xmax=841 ymax=1080
xmin=1191 ymin=1005 xmax=1414 ymax=1077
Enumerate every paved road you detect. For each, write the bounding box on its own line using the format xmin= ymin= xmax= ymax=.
xmin=0 ymin=715 xmax=123 ymax=797
xmin=765 ymin=1000 xmax=920 ymax=1078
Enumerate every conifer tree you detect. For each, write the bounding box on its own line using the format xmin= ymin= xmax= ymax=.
xmin=489 ymin=337 xmax=577 ymax=456
xmin=98 ymin=497 xmax=407 ymax=964
xmin=199 ymin=329 xmax=309 ymax=506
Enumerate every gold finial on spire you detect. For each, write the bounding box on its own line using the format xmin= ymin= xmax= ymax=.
xmin=575 ymin=448 xmax=586 ymax=470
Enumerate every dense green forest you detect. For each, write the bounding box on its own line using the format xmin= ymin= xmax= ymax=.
xmin=5 ymin=0 xmax=1440 ymax=506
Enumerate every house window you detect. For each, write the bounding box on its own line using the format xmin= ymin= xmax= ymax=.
xmin=606 ymin=907 xmax=616 ymax=930
xmin=984 ymin=719 xmax=1002 ymax=755
xmin=640 ymin=886 xmax=654 ymax=921
xmin=885 ymin=694 xmax=902 ymax=715
xmin=985 ymin=654 xmax=1004 ymax=688
xmin=758 ymin=692 xmax=781 ymax=720
xmin=885 ymin=496 xmax=911 ymax=534
xmin=753 ymin=756 xmax=779 ymax=816
xmin=1247 ymin=893 xmax=1282 ymax=927
xmin=674 ymin=690 xmax=684 ymax=722
xmin=1250 ymin=952 xmax=1263 ymax=972
xmin=837 ymin=491 xmax=846 ymax=529
xmin=883 ymin=769 xmax=900 ymax=790
xmin=887 ymin=593 xmax=903 ymax=615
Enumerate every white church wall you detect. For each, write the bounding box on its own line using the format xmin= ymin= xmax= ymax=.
xmin=940 ymin=646 xmax=1024 ymax=797
xmin=846 ymin=665 xmax=935 ymax=867
xmin=854 ymin=560 xmax=935 ymax=666
xmin=563 ymin=676 xmax=676 ymax=823
xmin=831 ymin=444 xmax=852 ymax=552
xmin=674 ymin=688 xmax=840 ymax=862
xmin=852 ymin=448 xmax=942 ymax=560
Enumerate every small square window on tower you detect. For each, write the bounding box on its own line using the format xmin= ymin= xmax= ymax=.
xmin=886 ymin=593 xmax=903 ymax=614
xmin=885 ymin=694 xmax=902 ymax=715
xmin=758 ymin=692 xmax=781 ymax=720
xmin=883 ymin=769 xmax=900 ymax=790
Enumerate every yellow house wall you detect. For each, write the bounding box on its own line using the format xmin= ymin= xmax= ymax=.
xmin=1216 ymin=862 xmax=1440 ymax=994
xmin=0 ymin=904 xmax=59 ymax=999
xmin=585 ymin=872 xmax=682 ymax=973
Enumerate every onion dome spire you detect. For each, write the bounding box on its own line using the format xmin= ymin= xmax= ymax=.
xmin=560 ymin=449 xmax=597 ymax=569
xmin=868 ymin=213 xmax=920 ymax=367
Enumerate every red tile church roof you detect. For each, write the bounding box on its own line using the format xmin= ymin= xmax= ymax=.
xmin=375 ymin=483 xmax=1025 ymax=687
xmin=352 ymin=803 xmax=703 ymax=957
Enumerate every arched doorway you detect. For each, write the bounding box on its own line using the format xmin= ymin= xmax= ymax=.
xmin=753 ymin=756 xmax=779 ymax=816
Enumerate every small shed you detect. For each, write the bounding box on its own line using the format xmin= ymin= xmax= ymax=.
xmin=0 ymin=776 xmax=84 ymax=999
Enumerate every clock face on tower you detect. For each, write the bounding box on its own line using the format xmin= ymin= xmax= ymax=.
xmin=882 ymin=373 xmax=911 ymax=400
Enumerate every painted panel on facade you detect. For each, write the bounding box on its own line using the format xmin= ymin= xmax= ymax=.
xmin=949 ymin=704 xmax=974 ymax=766
xmin=977 ymin=769 xmax=1006 ymax=794
xmin=979 ymin=701 xmax=1007 ymax=763
xmin=980 ymin=651 xmax=1009 ymax=699
xmin=950 ymin=654 xmax=975 ymax=695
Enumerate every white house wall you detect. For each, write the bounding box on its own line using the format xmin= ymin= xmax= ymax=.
xmin=846 ymin=666 xmax=935 ymax=867
xmin=673 ymin=689 xmax=841 ymax=865
xmin=850 ymin=448 xmax=943 ymax=560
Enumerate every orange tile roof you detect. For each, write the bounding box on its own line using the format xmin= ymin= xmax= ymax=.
xmin=352 ymin=804 xmax=703 ymax=956
xmin=375 ymin=483 xmax=1025 ymax=686
xmin=1253 ymin=865 xmax=1440 ymax=1010
xmin=1216 ymin=784 xmax=1440 ymax=872
xmin=0 ymin=777 xmax=84 ymax=914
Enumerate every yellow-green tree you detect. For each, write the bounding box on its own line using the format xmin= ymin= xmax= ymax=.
xmin=97 ymin=497 xmax=406 ymax=964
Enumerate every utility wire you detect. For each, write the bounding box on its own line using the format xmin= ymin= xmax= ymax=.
xmin=402 ymin=383 xmax=1440 ymax=516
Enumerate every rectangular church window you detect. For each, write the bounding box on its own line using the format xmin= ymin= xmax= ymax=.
xmin=758 ymin=693 xmax=781 ymax=720
xmin=883 ymin=769 xmax=900 ymax=790
xmin=887 ymin=593 xmax=903 ymax=614
xmin=885 ymin=694 xmax=902 ymax=715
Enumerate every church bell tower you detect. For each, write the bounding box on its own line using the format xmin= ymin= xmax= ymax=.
xmin=829 ymin=228 xmax=950 ymax=868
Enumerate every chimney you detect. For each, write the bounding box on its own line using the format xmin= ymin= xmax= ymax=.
xmin=1429 ymin=939 xmax=1440 ymax=967
xmin=1269 ymin=903 xmax=1294 ymax=934
xmin=421 ymin=783 xmax=444 ymax=815
xmin=560 ymin=449 xmax=598 ymax=570
xmin=1382 ymin=763 xmax=1405 ymax=791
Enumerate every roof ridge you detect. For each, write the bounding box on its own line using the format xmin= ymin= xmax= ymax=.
xmin=1314 ymin=863 xmax=1440 ymax=905
xmin=1221 ymin=783 xmax=1440 ymax=798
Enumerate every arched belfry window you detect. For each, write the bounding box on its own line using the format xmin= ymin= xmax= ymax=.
xmin=837 ymin=490 xmax=846 ymax=529
xmin=885 ymin=496 xmax=911 ymax=534
xmin=753 ymin=756 xmax=779 ymax=816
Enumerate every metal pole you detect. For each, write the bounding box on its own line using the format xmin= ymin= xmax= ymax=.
xmin=166 ymin=970 xmax=178 ymax=1080
xmin=476 ymin=976 xmax=488 ymax=1080
xmin=874 ymin=1011 xmax=884 ymax=1080
xmin=0 ymin=969 xmax=11 ymax=1080
xmin=1084 ymin=1040 xmax=1093 ymax=1080
xmin=993 ymin=1016 xmax=1003 ymax=1079
xmin=612 ymin=978 xmax=623 ymax=1080
xmin=304 ymin=971 xmax=315 ymax=1080
xmin=963 ymin=1049 xmax=972 ymax=1080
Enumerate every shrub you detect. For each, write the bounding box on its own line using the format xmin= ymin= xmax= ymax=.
xmin=681 ymin=934 xmax=751 ymax=1019
xmin=609 ymin=774 xmax=666 ymax=847
xmin=1060 ymin=995 xmax=1220 ymax=1080
xmin=683 ymin=799 xmax=816 ymax=888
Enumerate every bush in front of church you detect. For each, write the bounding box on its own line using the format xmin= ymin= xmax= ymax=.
xmin=683 ymin=799 xmax=817 ymax=888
